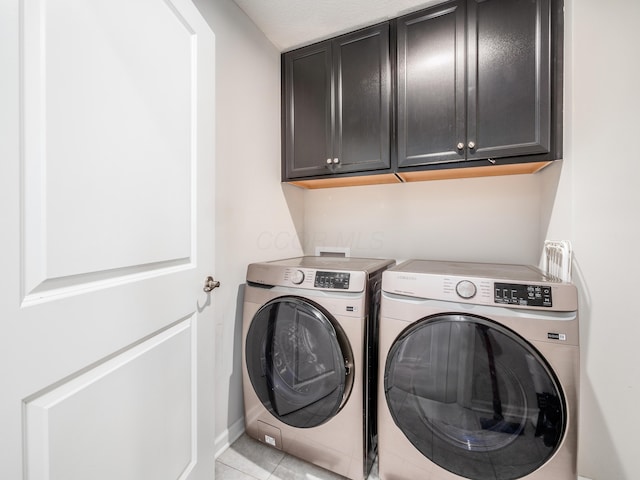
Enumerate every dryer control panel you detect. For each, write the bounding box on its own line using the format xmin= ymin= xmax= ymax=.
xmin=494 ymin=282 xmax=553 ymax=307
xmin=314 ymin=271 xmax=350 ymax=289
xmin=248 ymin=265 xmax=367 ymax=292
xmin=247 ymin=257 xmax=395 ymax=294
xmin=280 ymin=267 xmax=363 ymax=291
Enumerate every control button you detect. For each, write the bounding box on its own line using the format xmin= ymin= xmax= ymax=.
xmin=291 ymin=270 xmax=305 ymax=285
xmin=456 ymin=280 xmax=477 ymax=299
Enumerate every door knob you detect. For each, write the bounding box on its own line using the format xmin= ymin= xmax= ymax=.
xmin=203 ymin=276 xmax=220 ymax=292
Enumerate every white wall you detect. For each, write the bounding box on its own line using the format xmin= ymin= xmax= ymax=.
xmin=303 ymin=173 xmax=545 ymax=264
xmin=551 ymin=0 xmax=640 ymax=478
xmin=191 ymin=0 xmax=304 ymax=455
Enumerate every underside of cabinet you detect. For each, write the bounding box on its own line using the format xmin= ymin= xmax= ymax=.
xmin=286 ymin=161 xmax=553 ymax=189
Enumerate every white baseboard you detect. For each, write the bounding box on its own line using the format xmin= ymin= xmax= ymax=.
xmin=578 ymin=476 xmax=592 ymax=480
xmin=214 ymin=417 xmax=245 ymax=459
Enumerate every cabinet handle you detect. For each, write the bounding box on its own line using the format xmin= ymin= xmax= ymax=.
xmin=468 ymin=141 xmax=476 ymax=149
xmin=333 ymin=158 xmax=340 ymax=164
xmin=456 ymin=142 xmax=464 ymax=150
xmin=326 ymin=158 xmax=332 ymax=164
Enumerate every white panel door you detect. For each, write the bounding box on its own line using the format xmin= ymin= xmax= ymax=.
xmin=0 ymin=0 xmax=216 ymax=479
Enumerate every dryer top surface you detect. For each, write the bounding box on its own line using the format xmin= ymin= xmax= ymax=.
xmin=259 ymin=256 xmax=395 ymax=274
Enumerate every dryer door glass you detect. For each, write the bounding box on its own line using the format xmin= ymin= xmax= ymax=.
xmin=384 ymin=314 xmax=566 ymax=479
xmin=246 ymin=296 xmax=353 ymax=428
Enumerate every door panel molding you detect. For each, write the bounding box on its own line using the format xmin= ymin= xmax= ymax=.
xmin=21 ymin=258 xmax=193 ymax=307
xmin=24 ymin=318 xmax=198 ymax=480
xmin=20 ymin=0 xmax=199 ymax=300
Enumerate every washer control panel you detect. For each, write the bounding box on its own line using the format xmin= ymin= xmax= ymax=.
xmin=314 ymin=271 xmax=350 ymax=290
xmin=494 ymin=282 xmax=552 ymax=307
xmin=382 ymin=260 xmax=577 ymax=311
xmin=290 ymin=269 xmax=305 ymax=284
xmin=455 ymin=280 xmax=477 ymax=299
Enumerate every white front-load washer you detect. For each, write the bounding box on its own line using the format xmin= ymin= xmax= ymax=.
xmin=242 ymin=256 xmax=394 ymax=480
xmin=377 ymin=260 xmax=579 ymax=480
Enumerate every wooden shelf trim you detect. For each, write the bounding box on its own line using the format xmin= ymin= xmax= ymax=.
xmin=286 ymin=161 xmax=553 ymax=189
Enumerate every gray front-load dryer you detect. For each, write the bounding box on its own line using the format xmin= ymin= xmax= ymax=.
xmin=242 ymin=256 xmax=394 ymax=480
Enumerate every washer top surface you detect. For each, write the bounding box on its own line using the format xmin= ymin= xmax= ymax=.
xmin=247 ymin=256 xmax=394 ymax=292
xmin=394 ymin=259 xmax=554 ymax=282
xmin=384 ymin=259 xmax=577 ymax=311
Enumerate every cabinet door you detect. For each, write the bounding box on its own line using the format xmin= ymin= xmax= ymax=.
xmin=333 ymin=24 xmax=391 ymax=173
xmin=283 ymin=42 xmax=333 ymax=178
xmin=467 ymin=0 xmax=551 ymax=160
xmin=397 ymin=1 xmax=466 ymax=167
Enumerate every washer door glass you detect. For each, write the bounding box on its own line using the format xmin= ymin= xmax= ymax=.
xmin=246 ymin=296 xmax=353 ymax=428
xmin=384 ymin=314 xmax=566 ymax=479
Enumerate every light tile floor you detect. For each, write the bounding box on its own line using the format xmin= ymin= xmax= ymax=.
xmin=215 ymin=434 xmax=379 ymax=480
xmin=216 ymin=434 xmax=590 ymax=480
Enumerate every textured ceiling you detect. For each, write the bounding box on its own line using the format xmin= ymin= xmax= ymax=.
xmin=231 ymin=0 xmax=440 ymax=51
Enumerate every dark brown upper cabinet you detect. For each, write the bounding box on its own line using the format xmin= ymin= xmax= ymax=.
xmin=282 ymin=23 xmax=392 ymax=182
xmin=396 ymin=0 xmax=562 ymax=172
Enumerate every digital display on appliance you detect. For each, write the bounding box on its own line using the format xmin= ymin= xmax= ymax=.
xmin=494 ymin=282 xmax=552 ymax=307
xmin=314 ymin=271 xmax=350 ymax=289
